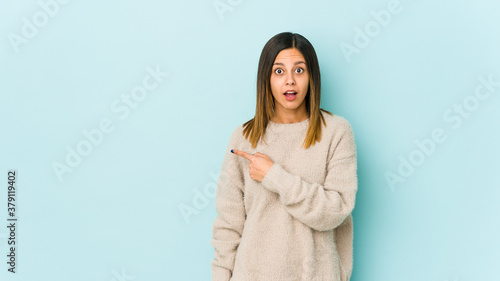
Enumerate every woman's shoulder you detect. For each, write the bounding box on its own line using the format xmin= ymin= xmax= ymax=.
xmin=227 ymin=122 xmax=247 ymax=144
xmin=320 ymin=109 xmax=353 ymax=132
xmin=320 ymin=110 xmax=357 ymax=157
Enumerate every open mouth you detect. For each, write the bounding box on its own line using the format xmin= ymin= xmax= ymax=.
xmin=283 ymin=90 xmax=297 ymax=97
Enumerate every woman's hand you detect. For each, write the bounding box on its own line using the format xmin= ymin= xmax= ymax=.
xmin=232 ymin=149 xmax=274 ymax=183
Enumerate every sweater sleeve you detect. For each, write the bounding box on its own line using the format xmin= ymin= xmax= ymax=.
xmin=335 ymin=213 xmax=354 ymax=281
xmin=260 ymin=121 xmax=358 ymax=232
xmin=210 ymin=128 xmax=246 ymax=281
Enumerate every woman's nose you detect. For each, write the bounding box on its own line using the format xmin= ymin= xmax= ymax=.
xmin=286 ymin=73 xmax=295 ymax=85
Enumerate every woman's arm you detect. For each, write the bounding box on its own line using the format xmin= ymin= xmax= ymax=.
xmin=335 ymin=213 xmax=354 ymax=281
xmin=260 ymin=121 xmax=358 ymax=232
xmin=210 ymin=129 xmax=246 ymax=281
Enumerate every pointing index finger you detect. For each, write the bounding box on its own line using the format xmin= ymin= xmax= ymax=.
xmin=231 ymin=149 xmax=253 ymax=160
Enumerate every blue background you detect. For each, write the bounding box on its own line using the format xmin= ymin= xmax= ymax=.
xmin=1 ymin=0 xmax=499 ymax=280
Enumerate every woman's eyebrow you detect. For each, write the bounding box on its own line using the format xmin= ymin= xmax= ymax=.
xmin=273 ymin=61 xmax=306 ymax=66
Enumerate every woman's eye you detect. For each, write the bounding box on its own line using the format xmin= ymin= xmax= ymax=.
xmin=275 ymin=69 xmax=283 ymax=74
xmin=296 ymin=67 xmax=304 ymax=74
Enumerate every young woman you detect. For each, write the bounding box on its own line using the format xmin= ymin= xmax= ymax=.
xmin=211 ymin=32 xmax=358 ymax=281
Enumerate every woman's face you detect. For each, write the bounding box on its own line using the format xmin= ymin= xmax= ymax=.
xmin=270 ymin=48 xmax=309 ymax=118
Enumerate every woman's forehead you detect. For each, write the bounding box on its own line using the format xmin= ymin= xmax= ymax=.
xmin=274 ymin=49 xmax=306 ymax=65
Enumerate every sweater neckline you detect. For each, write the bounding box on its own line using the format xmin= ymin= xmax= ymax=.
xmin=267 ymin=117 xmax=310 ymax=133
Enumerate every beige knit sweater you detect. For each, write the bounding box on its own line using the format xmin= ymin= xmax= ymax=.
xmin=210 ymin=110 xmax=358 ymax=281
